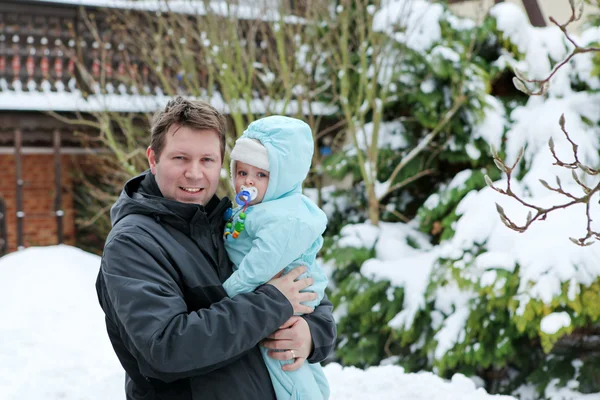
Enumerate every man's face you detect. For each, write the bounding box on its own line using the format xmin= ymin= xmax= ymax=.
xmin=147 ymin=124 xmax=222 ymax=206
xmin=234 ymin=161 xmax=269 ymax=206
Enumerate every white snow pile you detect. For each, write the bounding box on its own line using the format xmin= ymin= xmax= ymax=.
xmin=0 ymin=245 xmax=518 ymax=400
xmin=0 ymin=246 xmax=124 ymax=399
xmin=325 ymin=364 xmax=515 ymax=400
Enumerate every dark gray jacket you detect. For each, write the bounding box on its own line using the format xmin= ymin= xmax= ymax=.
xmin=95 ymin=172 xmax=336 ymax=400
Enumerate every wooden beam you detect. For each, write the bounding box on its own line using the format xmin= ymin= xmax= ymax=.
xmin=522 ymin=0 xmax=546 ymax=27
xmin=14 ymin=129 xmax=24 ymax=249
xmin=0 ymin=199 xmax=6 ymax=255
xmin=53 ymin=130 xmax=64 ymax=244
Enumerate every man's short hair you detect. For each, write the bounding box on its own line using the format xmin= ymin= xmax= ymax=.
xmin=150 ymin=96 xmax=228 ymax=161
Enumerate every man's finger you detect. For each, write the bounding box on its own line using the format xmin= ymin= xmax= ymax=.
xmin=265 ymin=349 xmax=295 ymax=361
xmin=295 ymin=304 xmax=314 ymax=314
xmin=297 ymin=292 xmax=318 ymax=303
xmin=294 ymin=277 xmax=314 ymax=290
xmin=282 ymin=357 xmax=306 ymax=371
xmin=285 ymin=266 xmax=307 ymax=281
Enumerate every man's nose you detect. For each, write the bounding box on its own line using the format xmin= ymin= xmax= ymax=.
xmin=185 ymin=162 xmax=204 ymax=180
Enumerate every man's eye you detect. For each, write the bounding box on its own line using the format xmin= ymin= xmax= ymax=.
xmin=202 ymin=158 xmax=214 ymax=162
xmin=174 ymin=156 xmax=185 ymax=160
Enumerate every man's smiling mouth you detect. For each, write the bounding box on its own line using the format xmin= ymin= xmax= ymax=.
xmin=180 ymin=187 xmax=203 ymax=193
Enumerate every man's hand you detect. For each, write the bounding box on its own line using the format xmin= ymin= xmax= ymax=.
xmin=267 ymin=266 xmax=317 ymax=314
xmin=261 ymin=316 xmax=313 ymax=371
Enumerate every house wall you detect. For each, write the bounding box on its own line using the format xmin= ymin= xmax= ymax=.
xmin=449 ymin=0 xmax=599 ymax=32
xmin=0 ymin=153 xmax=77 ymax=253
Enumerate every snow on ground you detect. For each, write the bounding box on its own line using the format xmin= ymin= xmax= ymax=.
xmin=0 ymin=245 xmax=516 ymax=400
xmin=0 ymin=246 xmax=123 ymax=400
xmin=325 ymin=364 xmax=514 ymax=400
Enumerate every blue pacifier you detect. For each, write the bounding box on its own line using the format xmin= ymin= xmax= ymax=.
xmin=239 ymin=185 xmax=258 ymax=203
xmin=235 ymin=190 xmax=251 ymax=206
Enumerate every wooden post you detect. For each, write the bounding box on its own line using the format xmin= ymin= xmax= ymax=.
xmin=522 ymin=0 xmax=546 ymax=27
xmin=0 ymin=198 xmax=6 ymax=255
xmin=53 ymin=130 xmax=64 ymax=244
xmin=14 ymin=129 xmax=24 ymax=249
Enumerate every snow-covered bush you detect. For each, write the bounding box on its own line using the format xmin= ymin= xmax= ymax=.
xmin=319 ymin=0 xmax=502 ymax=233
xmin=325 ymin=1 xmax=600 ymax=397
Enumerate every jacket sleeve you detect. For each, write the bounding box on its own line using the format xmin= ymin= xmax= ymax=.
xmin=304 ymin=293 xmax=337 ymax=363
xmin=100 ymin=230 xmax=293 ymax=382
xmin=223 ymin=215 xmax=319 ymax=297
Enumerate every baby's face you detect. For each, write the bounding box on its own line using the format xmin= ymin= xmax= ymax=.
xmin=234 ymin=161 xmax=269 ymax=205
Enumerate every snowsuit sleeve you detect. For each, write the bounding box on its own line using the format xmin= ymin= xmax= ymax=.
xmin=222 ymin=214 xmax=325 ymax=302
xmin=98 ymin=229 xmax=293 ymax=383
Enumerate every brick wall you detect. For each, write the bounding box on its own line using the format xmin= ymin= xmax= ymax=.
xmin=0 ymin=153 xmax=76 ymax=253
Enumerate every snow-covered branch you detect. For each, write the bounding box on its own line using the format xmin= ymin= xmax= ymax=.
xmin=486 ymin=115 xmax=600 ymax=246
xmin=512 ymin=0 xmax=600 ymax=96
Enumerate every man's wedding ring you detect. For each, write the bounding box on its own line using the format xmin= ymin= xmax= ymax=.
xmin=290 ymin=349 xmax=296 ymax=359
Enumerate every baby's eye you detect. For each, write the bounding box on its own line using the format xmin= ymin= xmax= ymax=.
xmin=258 ymin=172 xmax=268 ymax=178
xmin=238 ymin=171 xmax=247 ymax=176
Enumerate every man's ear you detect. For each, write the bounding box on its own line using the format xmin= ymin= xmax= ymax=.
xmin=147 ymin=146 xmax=157 ymax=174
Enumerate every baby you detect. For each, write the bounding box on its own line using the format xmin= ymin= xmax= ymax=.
xmin=222 ymin=116 xmax=330 ymax=400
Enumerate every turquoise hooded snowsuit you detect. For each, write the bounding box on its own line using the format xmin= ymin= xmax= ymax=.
xmin=223 ymin=116 xmax=330 ymax=400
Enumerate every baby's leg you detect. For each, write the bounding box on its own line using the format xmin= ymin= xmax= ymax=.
xmin=309 ymin=363 xmax=330 ymax=399
xmin=260 ymin=346 xmax=327 ymax=400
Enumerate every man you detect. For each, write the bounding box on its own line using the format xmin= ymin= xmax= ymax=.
xmin=95 ymin=96 xmax=336 ymax=399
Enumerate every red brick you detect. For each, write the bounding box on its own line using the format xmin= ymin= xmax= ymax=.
xmin=0 ymin=154 xmax=77 ymax=252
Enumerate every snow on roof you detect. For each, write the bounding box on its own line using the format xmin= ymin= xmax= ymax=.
xmin=0 ymin=79 xmax=336 ymax=115
xmin=31 ymin=0 xmax=303 ymax=22
xmin=0 ymin=244 xmax=519 ymax=399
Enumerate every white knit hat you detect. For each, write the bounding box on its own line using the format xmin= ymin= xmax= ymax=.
xmin=230 ymin=138 xmax=270 ymax=171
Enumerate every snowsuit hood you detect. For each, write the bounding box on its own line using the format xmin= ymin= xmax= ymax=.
xmin=232 ymin=116 xmax=314 ymax=203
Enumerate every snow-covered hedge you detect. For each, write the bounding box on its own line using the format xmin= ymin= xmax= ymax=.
xmin=324 ymin=1 xmax=600 ymax=398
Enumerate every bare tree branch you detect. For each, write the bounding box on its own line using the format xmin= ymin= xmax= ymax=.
xmin=486 ymin=115 xmax=600 ymax=246
xmin=512 ymin=1 xmax=600 ymax=96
